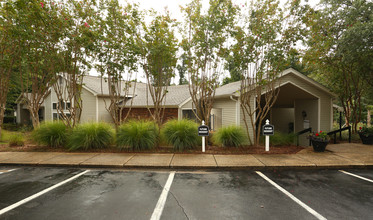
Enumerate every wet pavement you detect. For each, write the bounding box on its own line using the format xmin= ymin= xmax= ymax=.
xmin=0 ymin=167 xmax=372 ymax=220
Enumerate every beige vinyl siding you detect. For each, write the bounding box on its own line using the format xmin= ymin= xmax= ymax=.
xmin=97 ymin=97 xmax=113 ymax=123
xmin=278 ymin=73 xmax=332 ymax=132
xmin=213 ymin=98 xmax=236 ymax=127
xmin=180 ymin=97 xmax=237 ymax=128
xmin=80 ymin=88 xmax=97 ymax=123
xmin=180 ymin=98 xmax=193 ymax=109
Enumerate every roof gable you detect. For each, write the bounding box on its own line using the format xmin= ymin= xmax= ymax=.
xmin=214 ymin=68 xmax=335 ymax=98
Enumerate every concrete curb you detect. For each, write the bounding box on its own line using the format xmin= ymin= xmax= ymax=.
xmin=1 ymin=162 xmax=372 ymax=171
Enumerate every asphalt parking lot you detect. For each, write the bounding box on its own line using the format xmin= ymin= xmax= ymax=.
xmin=0 ymin=167 xmax=372 ymax=220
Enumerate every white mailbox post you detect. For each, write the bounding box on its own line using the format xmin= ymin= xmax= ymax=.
xmin=262 ymin=119 xmax=274 ymax=152
xmin=198 ymin=120 xmax=209 ymax=153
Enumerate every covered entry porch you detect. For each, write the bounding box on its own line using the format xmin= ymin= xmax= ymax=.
xmin=267 ymin=82 xmax=320 ymax=146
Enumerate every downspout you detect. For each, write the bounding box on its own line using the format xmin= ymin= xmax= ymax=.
xmin=230 ymin=95 xmax=240 ymax=126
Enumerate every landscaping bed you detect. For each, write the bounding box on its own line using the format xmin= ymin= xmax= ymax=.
xmin=0 ymin=143 xmax=304 ymax=154
xmin=0 ymin=121 xmax=304 ymax=154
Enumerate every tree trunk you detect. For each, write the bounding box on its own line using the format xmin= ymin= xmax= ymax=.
xmin=368 ymin=109 xmax=371 ymax=127
xmin=0 ymin=104 xmax=5 ymax=140
xmin=30 ymin=109 xmax=40 ymax=128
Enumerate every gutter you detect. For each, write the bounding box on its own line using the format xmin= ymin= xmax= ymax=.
xmin=230 ymin=95 xmax=240 ymax=126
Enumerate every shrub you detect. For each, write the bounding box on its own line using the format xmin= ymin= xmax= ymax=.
xmin=1 ymin=123 xmax=21 ymax=131
xmin=8 ymin=135 xmax=24 ymax=147
xmin=3 ymin=116 xmax=16 ymax=124
xmin=117 ymin=120 xmax=158 ymax=151
xmin=32 ymin=121 xmax=68 ymax=147
xmin=270 ymin=132 xmax=296 ymax=146
xmin=213 ymin=126 xmax=246 ymax=147
xmin=0 ymin=130 xmax=10 ymax=142
xmin=161 ymin=119 xmax=200 ymax=151
xmin=68 ymin=122 xmax=114 ymax=150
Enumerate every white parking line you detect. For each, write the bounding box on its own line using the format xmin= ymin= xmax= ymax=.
xmin=150 ymin=171 xmax=175 ymax=220
xmin=0 ymin=169 xmax=17 ymax=175
xmin=0 ymin=170 xmax=90 ymax=215
xmin=256 ymin=171 xmax=327 ymax=220
xmin=339 ymin=170 xmax=373 ymax=183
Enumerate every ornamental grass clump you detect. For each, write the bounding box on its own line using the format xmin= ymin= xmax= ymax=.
xmin=32 ymin=121 xmax=68 ymax=147
xmin=116 ymin=120 xmax=158 ymax=151
xmin=161 ymin=119 xmax=200 ymax=151
xmin=213 ymin=126 xmax=246 ymax=147
xmin=68 ymin=122 xmax=114 ymax=150
xmin=8 ymin=135 xmax=24 ymax=147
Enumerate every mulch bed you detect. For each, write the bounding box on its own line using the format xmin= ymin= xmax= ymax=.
xmin=0 ymin=144 xmax=304 ymax=154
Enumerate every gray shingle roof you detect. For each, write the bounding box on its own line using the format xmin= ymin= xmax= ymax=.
xmin=130 ymin=84 xmax=191 ymax=107
xmin=83 ymin=75 xmax=147 ymax=96
xmin=215 ymin=81 xmax=241 ymax=97
xmin=83 ymin=75 xmax=191 ymax=107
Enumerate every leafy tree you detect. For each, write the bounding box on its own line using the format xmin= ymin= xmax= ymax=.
xmin=232 ymin=0 xmax=303 ymax=145
xmin=303 ymin=0 xmax=373 ymax=132
xmin=0 ymin=1 xmax=22 ymax=137
xmin=139 ymin=10 xmax=178 ymax=126
xmin=95 ymin=0 xmax=141 ymax=129
xmin=181 ymin=0 xmax=238 ymax=127
xmin=53 ymin=0 xmax=99 ymax=128
xmin=222 ymin=55 xmax=241 ymax=85
xmin=176 ymin=53 xmax=188 ymax=85
xmin=13 ymin=0 xmax=66 ymax=128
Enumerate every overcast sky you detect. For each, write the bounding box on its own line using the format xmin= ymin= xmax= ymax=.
xmin=120 ymin=0 xmax=320 ymax=19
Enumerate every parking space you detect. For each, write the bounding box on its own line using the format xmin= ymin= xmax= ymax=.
xmin=161 ymin=171 xmax=315 ymax=220
xmin=0 ymin=167 xmax=372 ymax=220
xmin=259 ymin=169 xmax=373 ymax=220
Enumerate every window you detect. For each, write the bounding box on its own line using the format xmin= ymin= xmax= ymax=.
xmin=59 ymin=101 xmax=65 ymax=110
xmin=182 ymin=109 xmax=198 ymax=122
xmin=53 ymin=101 xmax=70 ymax=110
xmin=53 ymin=113 xmax=58 ymax=121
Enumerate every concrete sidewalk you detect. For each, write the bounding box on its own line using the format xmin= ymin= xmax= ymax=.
xmin=0 ymin=143 xmax=372 ymax=169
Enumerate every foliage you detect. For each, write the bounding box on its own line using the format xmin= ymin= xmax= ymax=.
xmin=233 ymin=0 xmax=303 ymax=146
xmin=95 ymin=0 xmax=141 ymax=127
xmin=139 ymin=11 xmax=178 ymax=126
xmin=308 ymin=130 xmax=330 ymax=142
xmin=269 ymin=132 xmax=296 ymax=146
xmin=358 ymin=126 xmax=373 ymax=137
xmin=1 ymin=123 xmax=21 ymax=131
xmin=161 ymin=119 xmax=200 ymax=151
xmin=68 ymin=122 xmax=114 ymax=150
xmin=52 ymin=0 xmax=100 ymax=128
xmin=180 ymin=0 xmax=238 ymax=126
xmin=176 ymin=54 xmax=188 ymax=85
xmin=8 ymin=134 xmax=24 ymax=147
xmin=303 ymin=0 xmax=373 ymax=132
xmin=212 ymin=126 xmax=246 ymax=147
xmin=13 ymin=0 xmax=68 ymax=128
xmin=0 ymin=0 xmax=23 ymax=139
xmin=32 ymin=121 xmax=68 ymax=147
xmin=116 ymin=120 xmax=158 ymax=151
